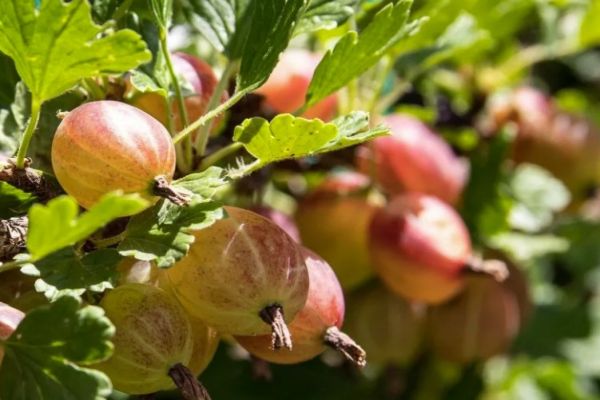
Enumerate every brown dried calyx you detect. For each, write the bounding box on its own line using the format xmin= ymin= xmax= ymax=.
xmin=152 ymin=176 xmax=191 ymax=206
xmin=0 ymin=158 xmax=60 ymax=202
xmin=0 ymin=216 xmax=28 ymax=262
xmin=323 ymin=326 xmax=367 ymax=368
xmin=259 ymin=304 xmax=293 ymax=350
xmin=168 ymin=363 xmax=212 ymax=400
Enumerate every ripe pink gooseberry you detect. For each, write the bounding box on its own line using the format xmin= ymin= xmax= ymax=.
xmin=236 ymin=247 xmax=366 ymax=367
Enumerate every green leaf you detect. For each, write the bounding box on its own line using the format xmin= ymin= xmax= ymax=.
xmin=0 ymin=295 xmax=114 ymax=400
xmin=27 ymin=192 xmax=148 ymax=261
xmin=461 ymin=130 xmax=513 ymax=243
xmin=513 ymin=303 xmax=591 ymax=357
xmin=127 ymin=70 xmax=167 ymax=97
xmin=508 ymin=164 xmax=570 ymax=233
xmin=0 ymin=0 xmax=151 ymax=102
xmin=296 ymin=0 xmax=358 ymax=35
xmin=395 ymin=12 xmax=492 ymax=78
xmin=232 ymin=112 xmax=388 ymax=176
xmin=488 ymin=232 xmax=569 ymax=265
xmin=0 ymin=182 xmax=36 ymax=219
xmin=306 ymin=1 xmax=413 ymax=107
xmin=23 ymin=248 xmax=122 ymax=299
xmin=0 ymin=82 xmax=29 ymax=156
xmin=184 ymin=0 xmax=253 ymax=58
xmin=118 ymin=199 xmax=225 ymax=268
xmin=172 ymin=167 xmax=229 ymax=199
xmin=118 ymin=169 xmax=227 ymax=268
xmin=237 ymin=0 xmax=309 ymax=92
xmin=150 ymin=0 xmax=173 ymax=31
xmin=580 ymin=0 xmax=600 ymax=47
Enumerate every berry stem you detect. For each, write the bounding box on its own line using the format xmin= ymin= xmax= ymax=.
xmin=194 ymin=60 xmax=238 ymax=155
xmin=168 ymin=363 xmax=212 ymax=400
xmin=15 ymin=98 xmax=42 ymax=169
xmin=159 ymin=30 xmax=193 ymax=174
xmin=152 ymin=176 xmax=191 ymax=206
xmin=198 ymin=142 xmax=243 ymax=170
xmin=174 ymin=90 xmax=245 ymax=145
xmin=323 ymin=326 xmax=367 ymax=367
xmin=259 ymin=304 xmax=293 ymax=350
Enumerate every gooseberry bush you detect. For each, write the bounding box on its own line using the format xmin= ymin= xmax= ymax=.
xmin=2 ymin=0 xmax=600 ymax=399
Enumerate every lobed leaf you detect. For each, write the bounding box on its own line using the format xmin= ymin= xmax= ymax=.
xmin=306 ymin=1 xmax=413 ymax=107
xmin=0 ymin=0 xmax=151 ymax=102
xmin=27 ymin=192 xmax=148 ymax=260
xmin=231 ymin=112 xmax=388 ymax=174
xmin=118 ymin=199 xmax=225 ymax=268
xmin=237 ymin=0 xmax=309 ymax=92
xmin=118 ymin=168 xmax=228 ymax=268
xmin=0 ymin=295 xmax=114 ymax=400
xmin=24 ymin=248 xmax=122 ymax=298
xmin=184 ymin=0 xmax=253 ymax=58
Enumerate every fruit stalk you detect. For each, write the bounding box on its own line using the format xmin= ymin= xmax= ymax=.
xmin=174 ymin=90 xmax=245 ymax=145
xmin=198 ymin=142 xmax=243 ymax=170
xmin=323 ymin=326 xmax=367 ymax=367
xmin=159 ymin=32 xmax=193 ymax=173
xmin=152 ymin=176 xmax=190 ymax=206
xmin=259 ymin=304 xmax=293 ymax=350
xmin=15 ymin=98 xmax=41 ymax=169
xmin=168 ymin=363 xmax=212 ymax=400
xmin=194 ymin=60 xmax=238 ymax=154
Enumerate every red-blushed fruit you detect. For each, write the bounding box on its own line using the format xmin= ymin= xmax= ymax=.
xmin=256 ymin=49 xmax=338 ymax=121
xmin=295 ymin=171 xmax=376 ymax=290
xmin=427 ymin=275 xmax=521 ymax=364
xmin=51 ymin=101 xmax=180 ymax=211
xmin=160 ymin=206 xmax=309 ymax=350
xmin=235 ymin=247 xmax=366 ymax=367
xmin=356 ymin=114 xmax=468 ymax=205
xmin=0 ymin=302 xmax=25 ymax=365
xmin=130 ymin=53 xmax=229 ymax=132
xmin=344 ymin=283 xmax=425 ymax=366
xmin=485 ymin=87 xmax=600 ymax=203
xmin=369 ymin=193 xmax=472 ymax=304
xmin=93 ymin=284 xmax=213 ymax=395
xmin=251 ymin=206 xmax=301 ymax=243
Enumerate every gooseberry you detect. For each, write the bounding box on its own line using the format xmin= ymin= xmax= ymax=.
xmin=93 ymin=283 xmax=208 ymax=395
xmin=161 ymin=206 xmax=309 ymax=350
xmin=236 ymin=247 xmax=366 ymax=367
xmin=427 ymin=275 xmax=520 ymax=363
xmin=369 ymin=193 xmax=472 ymax=304
xmin=356 ymin=114 xmax=468 ymax=205
xmin=295 ymin=171 xmax=376 ymax=290
xmin=51 ymin=101 xmax=183 ymax=211
xmin=344 ymin=283 xmax=424 ymax=366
